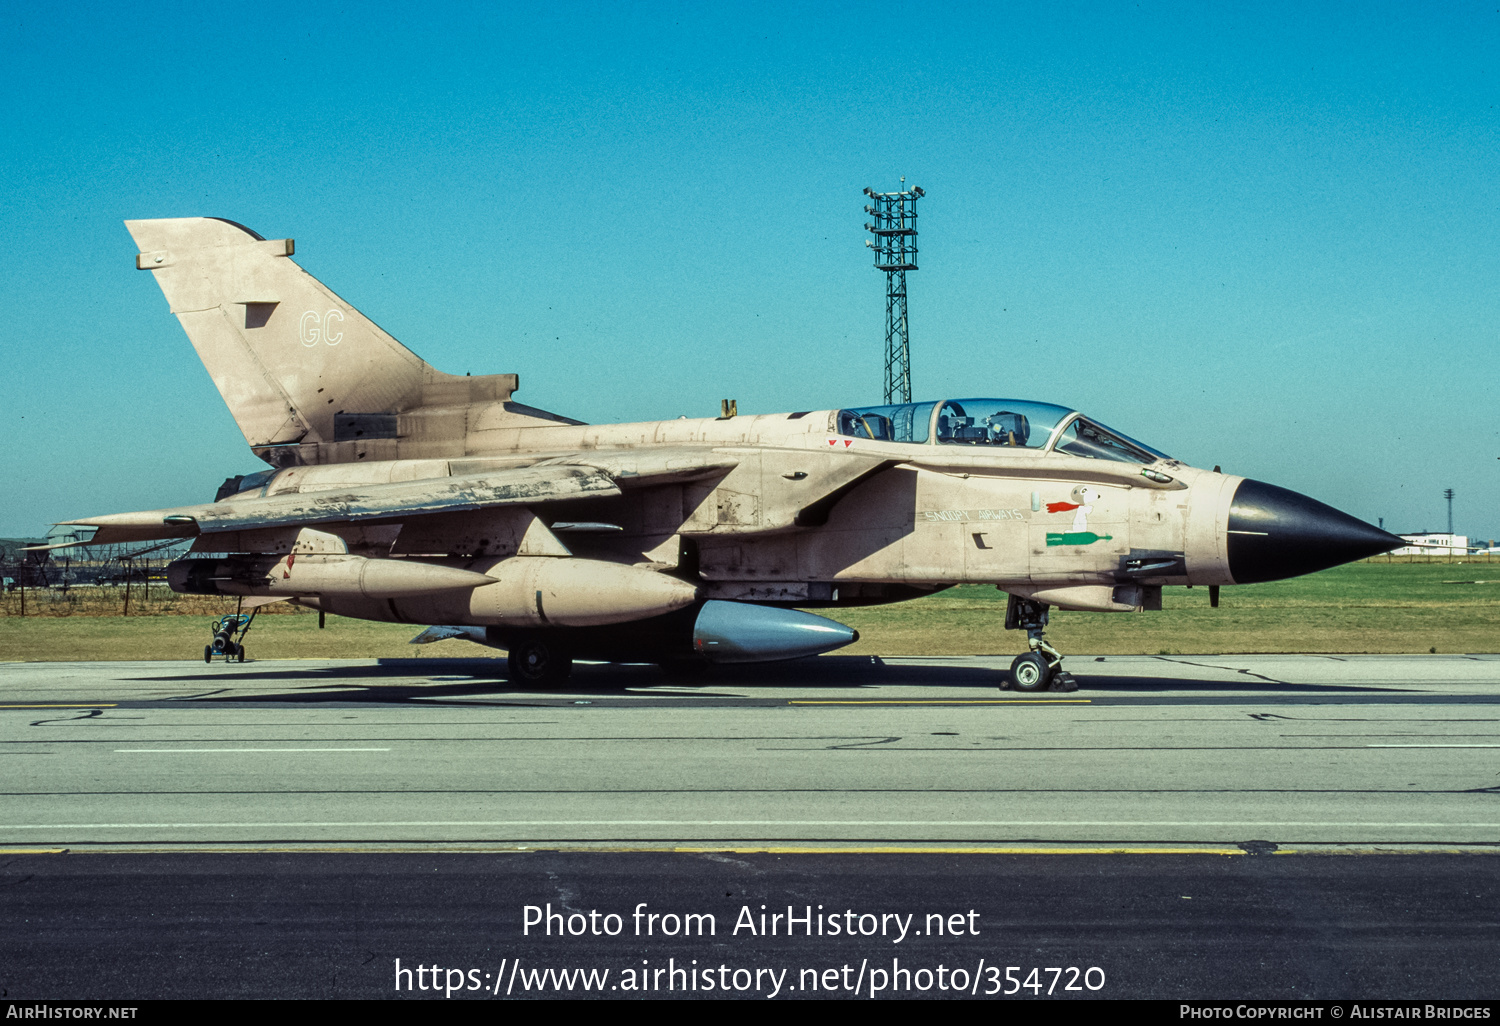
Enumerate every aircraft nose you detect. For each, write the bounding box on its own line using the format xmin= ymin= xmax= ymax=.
xmin=1227 ymin=478 xmax=1404 ymax=584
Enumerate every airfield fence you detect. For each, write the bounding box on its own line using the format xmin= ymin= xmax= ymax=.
xmin=1 ymin=551 xmax=1493 ymax=619
xmin=0 ymin=585 xmax=315 ymax=618
xmin=0 ymin=550 xmax=311 ymax=618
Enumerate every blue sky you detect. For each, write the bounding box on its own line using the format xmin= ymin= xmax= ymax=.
xmin=1 ymin=1 xmax=1496 ymax=540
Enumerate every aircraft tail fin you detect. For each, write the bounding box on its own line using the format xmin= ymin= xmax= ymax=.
xmin=125 ymin=217 xmax=541 ymax=465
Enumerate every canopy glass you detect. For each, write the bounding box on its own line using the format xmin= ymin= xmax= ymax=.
xmin=836 ymin=398 xmax=1170 ymax=464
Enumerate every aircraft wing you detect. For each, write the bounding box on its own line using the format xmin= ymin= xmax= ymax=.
xmin=57 ymin=449 xmax=745 ymax=546
xmin=531 ymin=448 xmax=740 ymax=485
xmin=60 ymin=464 xmax=624 ymax=545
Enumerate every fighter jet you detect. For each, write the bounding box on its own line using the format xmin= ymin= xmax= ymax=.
xmin=52 ymin=217 xmax=1403 ymax=691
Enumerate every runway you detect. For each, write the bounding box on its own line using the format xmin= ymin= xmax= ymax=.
xmin=2 ymin=653 xmax=1498 ymax=849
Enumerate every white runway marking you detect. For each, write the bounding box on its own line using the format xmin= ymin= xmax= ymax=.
xmin=4 ymin=820 xmax=1500 ymax=830
xmin=114 ymin=748 xmax=391 ymax=754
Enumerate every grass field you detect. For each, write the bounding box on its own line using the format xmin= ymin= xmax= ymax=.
xmin=839 ymin=560 xmax=1500 ymax=656
xmin=1 ymin=561 xmax=1497 ymax=661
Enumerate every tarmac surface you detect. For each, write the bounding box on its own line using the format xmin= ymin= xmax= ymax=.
xmin=2 ymin=653 xmax=1498 ymax=1000
xmin=2 ymin=849 xmax=1497 ymax=1000
xmin=1 ymin=652 xmax=1497 ymax=850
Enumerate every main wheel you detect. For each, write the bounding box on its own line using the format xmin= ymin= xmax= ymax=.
xmin=1009 ymin=652 xmax=1052 ymax=692
xmin=507 ymin=636 xmax=574 ymax=687
xmin=204 ymin=645 xmax=213 ymax=664
xmin=658 ymin=658 xmax=712 ymax=681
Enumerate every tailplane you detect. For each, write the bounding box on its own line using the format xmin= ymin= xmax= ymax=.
xmin=126 ymin=217 xmax=565 ymax=466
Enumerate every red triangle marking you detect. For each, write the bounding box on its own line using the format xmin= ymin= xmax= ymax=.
xmin=843 ymin=439 xmax=853 ymax=447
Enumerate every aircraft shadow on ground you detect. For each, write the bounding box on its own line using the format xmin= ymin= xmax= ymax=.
xmin=123 ymin=655 xmax=1403 ymax=705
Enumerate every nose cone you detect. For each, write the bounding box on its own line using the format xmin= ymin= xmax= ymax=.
xmin=1228 ymin=479 xmax=1404 ymax=584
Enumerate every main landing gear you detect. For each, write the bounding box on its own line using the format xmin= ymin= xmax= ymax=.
xmin=506 ymin=633 xmax=575 ymax=688
xmin=1003 ymin=595 xmax=1078 ymax=693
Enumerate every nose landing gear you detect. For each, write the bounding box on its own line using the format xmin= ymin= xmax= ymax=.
xmin=1004 ymin=595 xmax=1078 ymax=693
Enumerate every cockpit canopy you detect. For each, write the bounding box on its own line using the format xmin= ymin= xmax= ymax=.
xmin=836 ymin=398 xmax=1170 ymax=465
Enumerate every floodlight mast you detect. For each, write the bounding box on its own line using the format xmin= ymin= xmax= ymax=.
xmin=864 ymin=181 xmax=924 ymax=404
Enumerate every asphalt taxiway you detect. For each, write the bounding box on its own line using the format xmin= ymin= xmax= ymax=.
xmin=2 ymin=653 xmax=1498 ymax=849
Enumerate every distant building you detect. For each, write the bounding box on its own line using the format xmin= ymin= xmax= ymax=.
xmin=0 ymin=538 xmax=46 ymax=562
xmin=45 ymin=524 xmax=93 ymax=549
xmin=0 ymin=538 xmax=49 ymax=590
xmin=1392 ymin=532 xmax=1469 ymax=556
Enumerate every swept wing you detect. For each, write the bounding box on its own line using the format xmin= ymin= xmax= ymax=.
xmin=58 ymin=456 xmax=738 ymax=547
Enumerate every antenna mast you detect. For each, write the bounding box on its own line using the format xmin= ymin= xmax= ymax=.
xmin=864 ymin=181 xmax=924 ymax=404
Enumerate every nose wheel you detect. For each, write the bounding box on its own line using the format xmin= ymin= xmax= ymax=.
xmin=1003 ymin=595 xmax=1078 ymax=693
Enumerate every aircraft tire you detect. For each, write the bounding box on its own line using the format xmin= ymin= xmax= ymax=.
xmin=204 ymin=646 xmax=212 ymax=664
xmin=507 ymin=636 xmax=574 ymax=687
xmin=1009 ymin=653 xmax=1052 ymax=692
xmin=659 ymin=658 xmax=712 ymax=681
